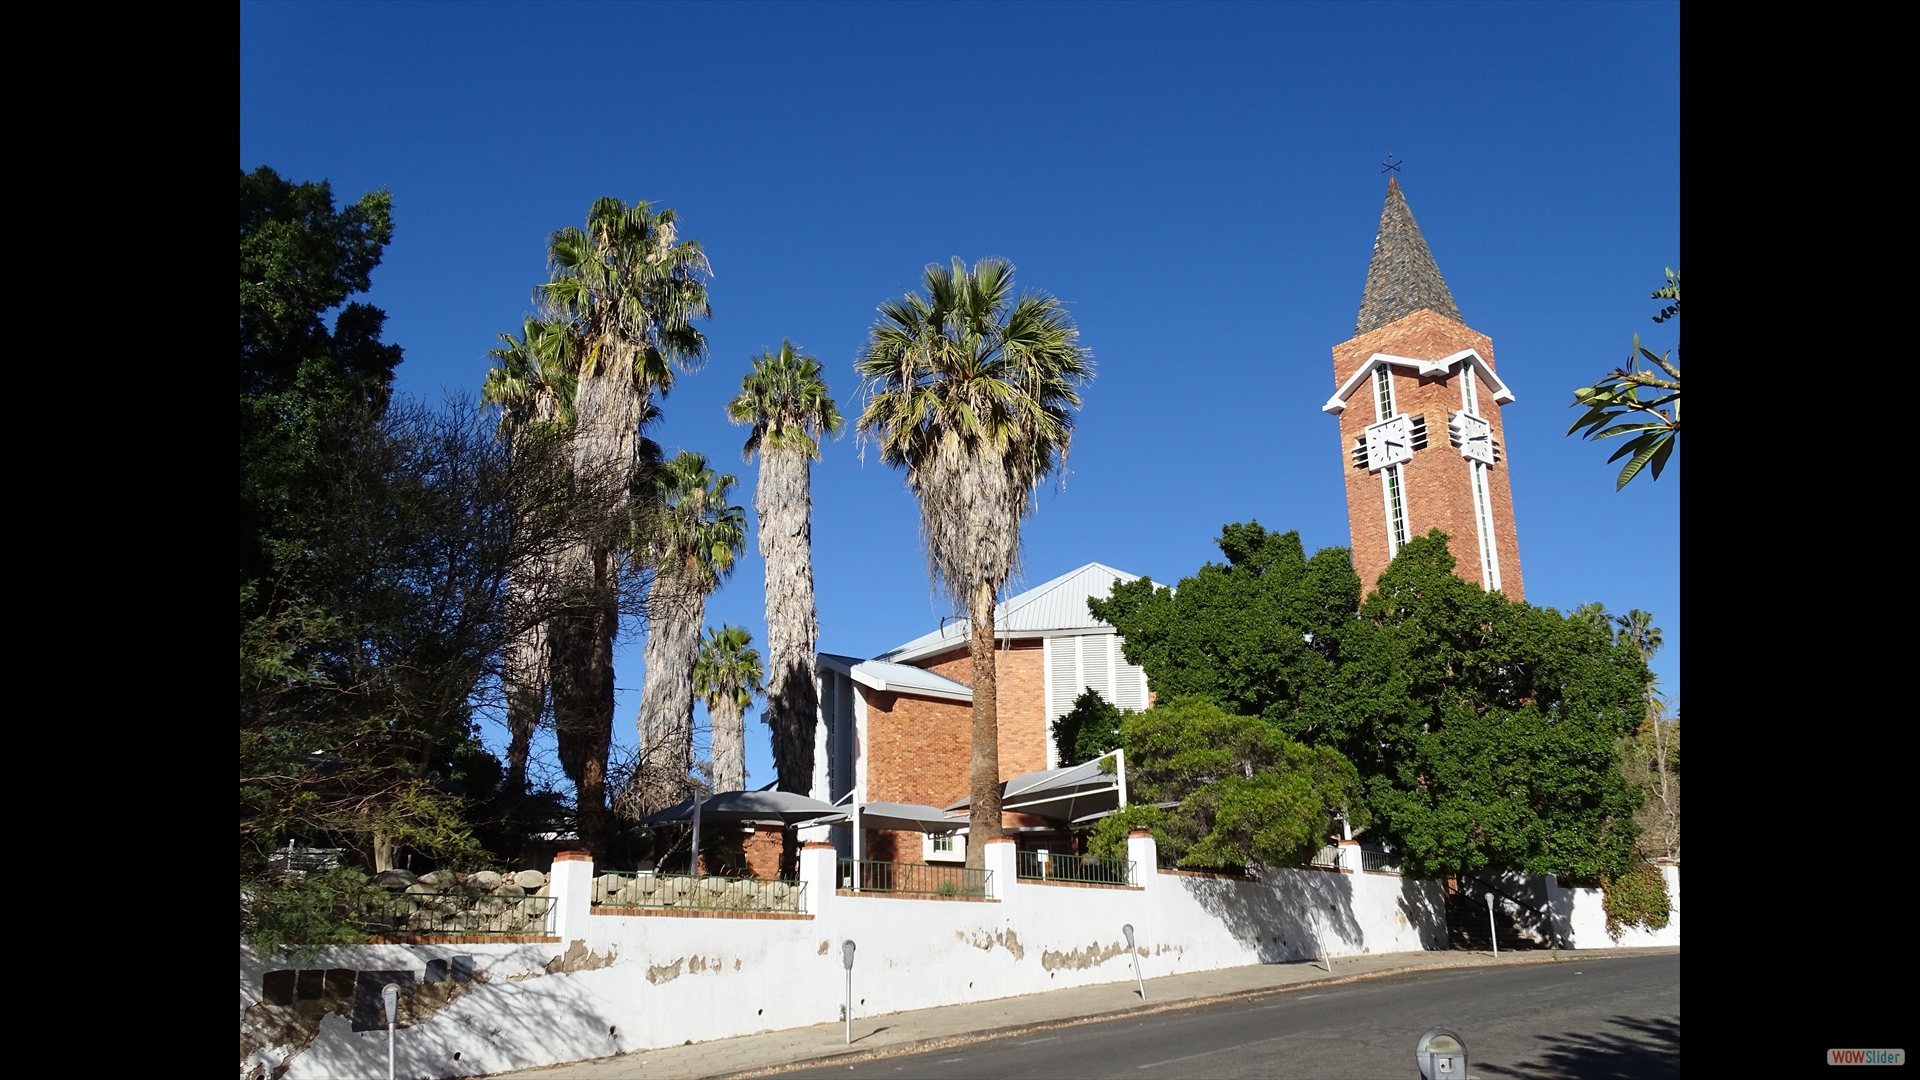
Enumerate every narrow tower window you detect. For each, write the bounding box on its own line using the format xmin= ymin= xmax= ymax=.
xmin=1461 ymin=363 xmax=1501 ymax=590
xmin=1375 ymin=362 xmax=1409 ymax=557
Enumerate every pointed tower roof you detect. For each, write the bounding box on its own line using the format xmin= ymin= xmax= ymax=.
xmin=1354 ymin=178 xmax=1463 ymax=336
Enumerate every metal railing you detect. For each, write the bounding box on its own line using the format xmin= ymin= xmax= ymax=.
xmin=1017 ymin=851 xmax=1137 ymax=886
xmin=1309 ymin=844 xmax=1342 ymax=868
xmin=359 ymin=893 xmax=554 ymax=936
xmin=592 ymin=871 xmax=807 ymax=914
xmin=1361 ymin=849 xmax=1402 ymax=874
xmin=838 ymin=859 xmax=992 ymax=899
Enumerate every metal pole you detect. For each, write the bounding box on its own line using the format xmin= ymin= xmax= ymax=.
xmin=1486 ymin=891 xmax=1499 ymax=958
xmin=1114 ymin=748 xmax=1127 ymax=809
xmin=691 ymin=788 xmax=703 ymax=877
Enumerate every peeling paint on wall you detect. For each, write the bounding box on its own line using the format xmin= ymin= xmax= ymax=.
xmin=1040 ymin=939 xmax=1133 ymax=971
xmin=647 ymin=958 xmax=686 ymax=985
xmin=546 ymin=940 xmax=617 ymax=975
xmin=965 ymin=928 xmax=1025 ymax=960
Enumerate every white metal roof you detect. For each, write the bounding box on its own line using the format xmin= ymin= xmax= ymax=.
xmin=872 ymin=562 xmax=1141 ymax=665
xmin=819 ymin=656 xmax=974 ymax=703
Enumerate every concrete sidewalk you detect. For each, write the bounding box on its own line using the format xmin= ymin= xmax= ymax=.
xmin=491 ymin=946 xmax=1679 ymax=1079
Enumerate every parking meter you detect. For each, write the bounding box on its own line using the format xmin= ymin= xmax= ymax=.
xmin=1416 ymin=1027 xmax=1467 ymax=1080
xmin=841 ymin=941 xmax=856 ymax=1044
xmin=1122 ymin=924 xmax=1146 ymax=1000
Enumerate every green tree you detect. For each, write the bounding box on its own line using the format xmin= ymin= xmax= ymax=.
xmin=1085 ymin=697 xmax=1363 ymax=871
xmin=1097 ymin=525 xmax=1649 ymax=882
xmin=536 ymin=198 xmax=711 ymax=856
xmin=240 ymin=166 xmax=403 ymax=595
xmin=1087 ymin=523 xmax=1359 ymax=742
xmin=727 ymin=341 xmax=843 ymax=812
xmin=631 ymin=452 xmax=748 ymax=815
xmin=1569 ymin=269 xmax=1680 ymax=489
xmin=692 ymin=625 xmax=764 ymax=793
xmin=1051 ymin=688 xmax=1125 ymax=768
xmin=856 ymin=258 xmax=1093 ymax=869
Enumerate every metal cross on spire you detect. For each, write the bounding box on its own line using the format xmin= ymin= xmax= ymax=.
xmin=1381 ymin=154 xmax=1403 ymax=176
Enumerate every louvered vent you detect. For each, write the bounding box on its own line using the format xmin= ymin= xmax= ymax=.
xmin=1410 ymin=414 xmax=1429 ymax=452
xmin=1351 ymin=435 xmax=1368 ymax=470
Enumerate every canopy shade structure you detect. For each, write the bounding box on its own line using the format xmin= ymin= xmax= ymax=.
xmin=945 ymin=753 xmax=1127 ymax=824
xmin=643 ymin=790 xmax=843 ymax=827
xmin=835 ymin=802 xmax=964 ymax=834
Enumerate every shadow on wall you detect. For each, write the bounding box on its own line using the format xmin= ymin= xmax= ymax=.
xmin=1396 ymin=876 xmax=1448 ymax=950
xmin=1477 ymin=1015 xmax=1681 ymax=1080
xmin=1181 ymin=869 xmax=1360 ymax=962
xmin=241 ymin=942 xmax=622 ymax=1080
xmin=1451 ymin=872 xmax=1565 ymax=950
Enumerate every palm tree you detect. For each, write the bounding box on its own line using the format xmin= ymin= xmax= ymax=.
xmin=482 ymin=318 xmax=579 ymax=796
xmin=855 ymin=258 xmax=1092 ymax=869
xmin=538 ymin=198 xmax=711 ymax=856
xmin=631 ymin=451 xmax=748 ymax=815
xmin=693 ymin=625 xmax=764 ymax=793
xmin=1616 ymin=609 xmax=1676 ymax=859
xmin=726 ymin=341 xmax=843 ymax=810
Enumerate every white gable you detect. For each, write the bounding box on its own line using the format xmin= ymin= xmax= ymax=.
xmin=873 ymin=562 xmax=1141 ymax=664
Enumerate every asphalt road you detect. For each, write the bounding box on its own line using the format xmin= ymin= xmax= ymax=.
xmin=781 ymin=953 xmax=1678 ymax=1079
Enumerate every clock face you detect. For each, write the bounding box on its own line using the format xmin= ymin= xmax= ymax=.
xmin=1457 ymin=413 xmax=1494 ymax=465
xmin=1364 ymin=415 xmax=1415 ymax=472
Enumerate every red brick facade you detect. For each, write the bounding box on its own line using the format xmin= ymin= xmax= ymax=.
xmin=1333 ymin=309 xmax=1524 ymax=602
xmin=858 ymin=638 xmax=1060 ymax=864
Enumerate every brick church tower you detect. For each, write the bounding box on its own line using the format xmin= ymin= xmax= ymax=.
xmin=1324 ymin=179 xmax=1524 ymax=601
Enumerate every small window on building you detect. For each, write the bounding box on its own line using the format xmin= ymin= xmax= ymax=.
xmin=932 ymin=834 xmax=953 ymax=853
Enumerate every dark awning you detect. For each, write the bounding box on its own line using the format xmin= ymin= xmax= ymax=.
xmin=643 ymin=790 xmax=843 ymax=827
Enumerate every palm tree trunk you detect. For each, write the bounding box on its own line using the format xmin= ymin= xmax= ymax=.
xmin=712 ymin=695 xmax=746 ymax=793
xmin=758 ymin=446 xmax=820 ymax=879
xmin=636 ymin=562 xmax=707 ymax=815
xmin=1649 ymin=693 xmax=1676 ymax=858
xmin=548 ymin=560 xmax=615 ymax=858
xmin=966 ymin=578 xmax=1004 ymax=869
xmin=547 ymin=361 xmax=644 ymax=859
xmin=759 ymin=447 xmax=820 ymax=786
xmin=502 ymin=613 xmax=547 ymax=796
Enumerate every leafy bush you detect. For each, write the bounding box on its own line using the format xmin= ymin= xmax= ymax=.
xmin=1601 ymin=862 xmax=1672 ymax=940
xmin=1084 ymin=697 xmax=1362 ymax=871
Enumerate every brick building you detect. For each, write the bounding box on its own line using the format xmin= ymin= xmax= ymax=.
xmin=809 ymin=563 xmax=1151 ymax=865
xmin=1325 ymin=178 xmax=1524 ymax=601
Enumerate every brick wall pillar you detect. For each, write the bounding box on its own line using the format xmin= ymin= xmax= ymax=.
xmin=1337 ymin=839 xmax=1362 ymax=874
xmin=548 ymin=850 xmax=594 ymax=942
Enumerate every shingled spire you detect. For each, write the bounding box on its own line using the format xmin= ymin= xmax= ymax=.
xmin=1354 ymin=178 xmax=1462 ymax=336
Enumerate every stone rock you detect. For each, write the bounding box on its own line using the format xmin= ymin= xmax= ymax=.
xmin=406 ymin=882 xmax=438 ymax=896
xmin=419 ymin=870 xmax=458 ymax=887
xmin=492 ymin=883 xmax=526 ymax=898
xmin=514 ymin=870 xmax=547 ymax=890
xmin=469 ymin=871 xmax=503 ymax=891
xmin=372 ymin=870 xmax=418 ymax=890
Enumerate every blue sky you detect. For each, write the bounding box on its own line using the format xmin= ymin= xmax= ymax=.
xmin=241 ymin=1 xmax=1680 ymax=791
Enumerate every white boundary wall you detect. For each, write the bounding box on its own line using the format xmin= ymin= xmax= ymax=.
xmin=240 ymin=838 xmax=1672 ymax=1079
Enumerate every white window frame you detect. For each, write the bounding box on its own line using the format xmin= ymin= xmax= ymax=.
xmin=1375 ymin=364 xmax=1409 ymax=558
xmin=923 ymin=830 xmax=966 ymax=863
xmin=1461 ymin=368 xmax=1501 ymax=591
xmin=1043 ymin=634 xmax=1148 ymax=768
